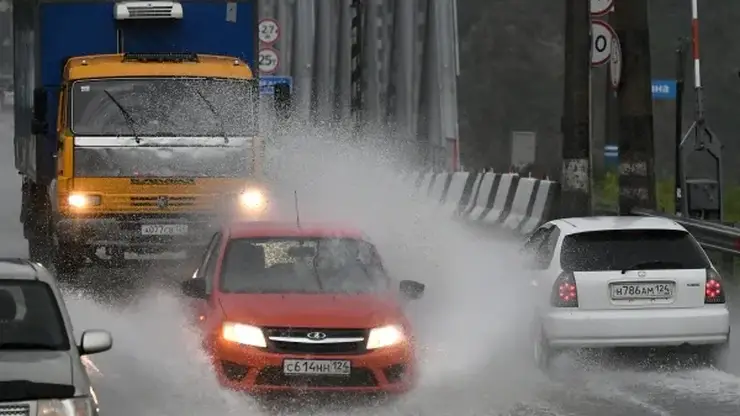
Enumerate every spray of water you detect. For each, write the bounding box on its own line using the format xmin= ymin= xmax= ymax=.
xmin=6 ymin=110 xmax=740 ymax=415
xmin=56 ymin=120 xmax=545 ymax=415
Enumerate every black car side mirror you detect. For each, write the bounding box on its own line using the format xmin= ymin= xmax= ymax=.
xmin=180 ymin=278 xmax=206 ymax=299
xmin=399 ymin=280 xmax=425 ymax=300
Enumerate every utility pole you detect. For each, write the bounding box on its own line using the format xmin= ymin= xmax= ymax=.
xmin=612 ymin=0 xmax=656 ymax=213
xmin=350 ymin=0 xmax=365 ymax=133
xmin=560 ymin=0 xmax=592 ymax=217
xmin=674 ymin=38 xmax=687 ymax=215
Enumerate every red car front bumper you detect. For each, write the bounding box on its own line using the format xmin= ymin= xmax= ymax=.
xmin=211 ymin=338 xmax=418 ymax=394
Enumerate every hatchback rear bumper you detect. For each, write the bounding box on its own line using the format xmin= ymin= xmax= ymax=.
xmin=543 ymin=306 xmax=730 ymax=348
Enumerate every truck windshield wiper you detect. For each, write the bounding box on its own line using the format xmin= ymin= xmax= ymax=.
xmin=102 ymin=89 xmax=141 ymax=144
xmin=621 ymin=260 xmax=685 ymax=274
xmin=0 ymin=342 xmax=59 ymax=350
xmin=193 ymin=88 xmax=228 ymax=144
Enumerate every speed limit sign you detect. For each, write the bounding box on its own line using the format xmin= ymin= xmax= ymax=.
xmin=258 ymin=18 xmax=280 ymax=44
xmin=259 ymin=48 xmax=279 ymax=74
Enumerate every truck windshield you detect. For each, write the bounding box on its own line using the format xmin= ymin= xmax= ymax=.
xmin=70 ymin=77 xmax=257 ymax=136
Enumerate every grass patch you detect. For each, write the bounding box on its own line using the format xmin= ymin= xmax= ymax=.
xmin=593 ymin=171 xmax=740 ymax=223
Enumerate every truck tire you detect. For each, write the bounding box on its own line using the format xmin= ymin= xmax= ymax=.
xmin=52 ymin=234 xmax=85 ymax=278
xmin=28 ymin=235 xmax=51 ymax=266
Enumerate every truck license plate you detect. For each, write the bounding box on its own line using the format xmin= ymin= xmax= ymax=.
xmin=283 ymin=359 xmax=351 ymax=376
xmin=610 ymin=282 xmax=673 ymax=300
xmin=140 ymin=224 xmax=188 ymax=236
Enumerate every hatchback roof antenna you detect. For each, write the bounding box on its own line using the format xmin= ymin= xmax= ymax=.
xmin=294 ymin=190 xmax=301 ymax=229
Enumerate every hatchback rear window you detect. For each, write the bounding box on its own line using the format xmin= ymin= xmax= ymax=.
xmin=560 ymin=229 xmax=710 ymax=272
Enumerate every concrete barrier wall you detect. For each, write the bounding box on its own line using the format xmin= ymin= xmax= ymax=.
xmin=407 ymin=171 xmax=561 ymax=237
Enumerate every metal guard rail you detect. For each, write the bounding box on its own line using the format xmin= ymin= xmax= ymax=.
xmin=630 ymin=208 xmax=740 ymax=256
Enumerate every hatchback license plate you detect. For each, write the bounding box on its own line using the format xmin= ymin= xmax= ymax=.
xmin=610 ymin=282 xmax=673 ymax=300
xmin=283 ymin=359 xmax=351 ymax=376
xmin=140 ymin=224 xmax=188 ymax=236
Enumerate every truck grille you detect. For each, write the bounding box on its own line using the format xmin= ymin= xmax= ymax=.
xmin=130 ymin=196 xmax=196 ymax=207
xmin=264 ymin=328 xmax=367 ymax=355
xmin=0 ymin=404 xmax=30 ymax=416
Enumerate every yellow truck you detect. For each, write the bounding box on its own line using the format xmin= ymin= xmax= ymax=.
xmin=13 ymin=0 xmax=290 ymax=275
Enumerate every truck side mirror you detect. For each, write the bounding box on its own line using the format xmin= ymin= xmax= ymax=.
xmin=274 ymin=83 xmax=291 ymax=120
xmin=33 ymin=87 xmax=47 ymax=120
xmin=31 ymin=87 xmax=49 ymax=135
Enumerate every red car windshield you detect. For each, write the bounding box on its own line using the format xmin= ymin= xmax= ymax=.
xmin=219 ymin=237 xmax=390 ymax=294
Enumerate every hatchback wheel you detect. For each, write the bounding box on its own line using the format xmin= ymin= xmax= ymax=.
xmin=533 ymin=329 xmax=556 ymax=373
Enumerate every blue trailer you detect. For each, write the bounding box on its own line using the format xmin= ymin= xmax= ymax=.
xmin=11 ymin=0 xmax=291 ymax=270
xmin=13 ymin=0 xmax=260 ymax=184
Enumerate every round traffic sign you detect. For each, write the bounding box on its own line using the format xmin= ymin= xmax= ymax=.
xmin=258 ymin=18 xmax=280 ymax=44
xmin=590 ymin=0 xmax=614 ymax=16
xmin=258 ymin=48 xmax=279 ymax=74
xmin=610 ymin=36 xmax=622 ymax=88
xmin=591 ymin=20 xmax=614 ymax=66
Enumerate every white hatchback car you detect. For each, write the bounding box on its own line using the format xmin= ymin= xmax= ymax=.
xmin=523 ymin=216 xmax=731 ymax=370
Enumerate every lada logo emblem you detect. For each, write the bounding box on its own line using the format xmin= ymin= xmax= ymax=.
xmin=156 ymin=196 xmax=169 ymax=209
xmin=638 ymin=271 xmax=646 ymax=277
xmin=306 ymin=331 xmax=327 ymax=340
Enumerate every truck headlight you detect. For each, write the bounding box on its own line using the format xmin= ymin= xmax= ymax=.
xmin=366 ymin=325 xmax=406 ymax=349
xmin=37 ymin=397 xmax=95 ymax=416
xmin=68 ymin=194 xmax=101 ymax=208
xmin=238 ymin=189 xmax=266 ymax=211
xmin=222 ymin=322 xmax=267 ymax=348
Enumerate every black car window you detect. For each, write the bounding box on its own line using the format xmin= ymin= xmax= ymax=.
xmin=560 ymin=229 xmax=711 ymax=272
xmin=219 ymin=237 xmax=390 ymax=294
xmin=0 ymin=280 xmax=70 ymax=350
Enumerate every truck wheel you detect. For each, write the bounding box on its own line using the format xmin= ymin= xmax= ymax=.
xmin=53 ymin=235 xmax=84 ymax=279
xmin=28 ymin=235 xmax=51 ymax=266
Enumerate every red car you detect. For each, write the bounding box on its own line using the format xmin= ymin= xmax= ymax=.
xmin=180 ymin=221 xmax=425 ymax=395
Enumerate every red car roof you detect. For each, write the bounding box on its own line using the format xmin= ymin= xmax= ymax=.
xmin=226 ymin=221 xmax=367 ymax=239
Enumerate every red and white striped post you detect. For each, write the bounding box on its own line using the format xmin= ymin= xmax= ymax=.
xmin=690 ymin=0 xmax=705 ymax=121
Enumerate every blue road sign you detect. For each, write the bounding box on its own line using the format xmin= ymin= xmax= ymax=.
xmin=604 ymin=144 xmax=618 ymax=166
xmin=259 ymin=75 xmax=293 ymax=95
xmin=604 ymin=144 xmax=618 ymax=156
xmin=652 ymin=79 xmax=676 ymax=100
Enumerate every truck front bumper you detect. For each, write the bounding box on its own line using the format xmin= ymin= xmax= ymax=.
xmin=56 ymin=215 xmax=222 ymax=249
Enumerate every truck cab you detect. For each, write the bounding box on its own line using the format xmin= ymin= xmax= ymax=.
xmin=13 ymin=0 xmax=286 ymax=275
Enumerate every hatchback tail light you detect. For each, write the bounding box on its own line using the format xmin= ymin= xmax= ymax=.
xmin=551 ymin=271 xmax=578 ymax=307
xmin=705 ymin=269 xmax=726 ymax=304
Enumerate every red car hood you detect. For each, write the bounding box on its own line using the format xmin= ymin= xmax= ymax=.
xmin=217 ymin=293 xmax=405 ymax=328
